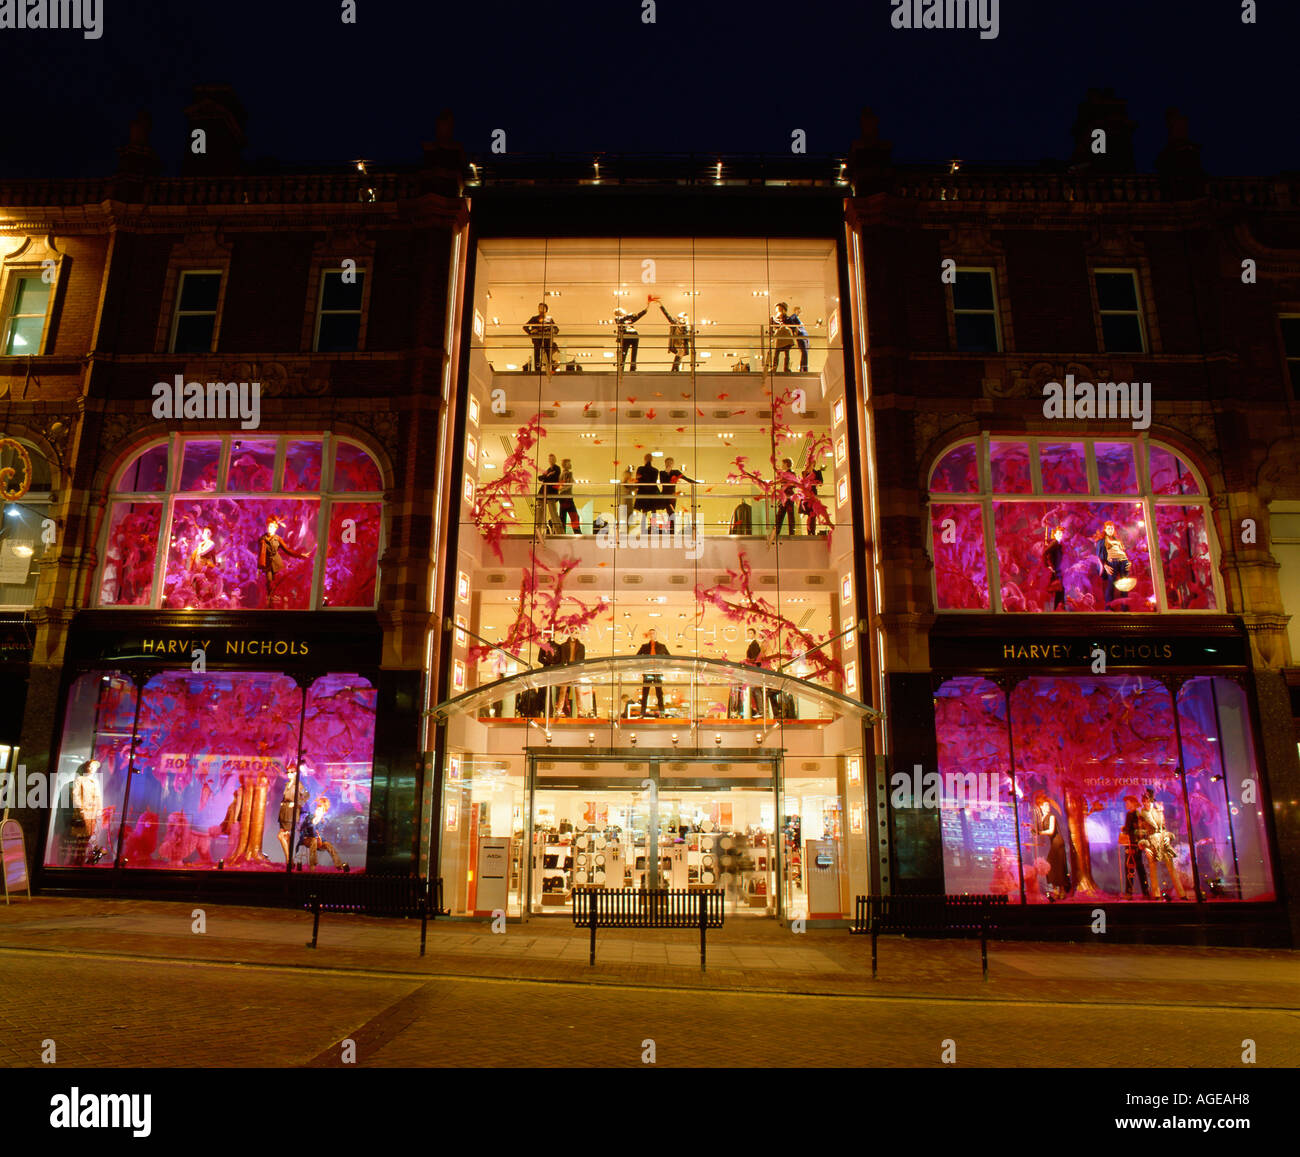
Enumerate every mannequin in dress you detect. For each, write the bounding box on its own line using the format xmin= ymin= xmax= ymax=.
xmin=69 ymin=759 xmax=103 ymax=865
xmin=1138 ymin=787 xmax=1186 ymax=900
xmin=1033 ymin=791 xmax=1069 ymax=901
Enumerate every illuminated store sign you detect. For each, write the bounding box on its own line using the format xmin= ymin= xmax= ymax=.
xmin=930 ymin=633 xmax=1248 ymax=669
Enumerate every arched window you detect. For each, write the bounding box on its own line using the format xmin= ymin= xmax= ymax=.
xmin=98 ymin=433 xmax=383 ymax=610
xmin=928 ymin=436 xmax=1219 ymax=613
xmin=0 ymin=438 xmax=54 ymax=610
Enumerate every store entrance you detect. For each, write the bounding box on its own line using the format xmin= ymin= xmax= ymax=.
xmin=527 ymin=754 xmax=781 ymax=918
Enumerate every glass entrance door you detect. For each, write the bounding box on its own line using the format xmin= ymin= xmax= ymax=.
xmin=527 ymin=754 xmax=779 ymax=916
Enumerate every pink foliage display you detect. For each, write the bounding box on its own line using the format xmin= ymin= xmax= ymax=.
xmin=91 ymin=670 xmax=375 ymax=871
xmin=694 ymin=551 xmax=843 ymax=683
xmin=333 ymin=442 xmax=383 ymax=491
xmin=1156 ymin=505 xmax=1217 ymax=610
xmin=1095 ymin=442 xmax=1139 ymax=494
xmin=929 ymin=443 xmax=979 ymax=493
xmin=1039 ymin=442 xmax=1088 ymax=494
xmin=162 ymin=498 xmax=319 ymax=610
xmin=470 ymin=414 xmax=547 ymax=562
xmin=930 ymin=503 xmax=990 ymax=609
xmin=992 ymin=500 xmax=1153 ymax=612
xmin=324 ymin=501 xmax=381 ymax=607
xmin=727 ymin=387 xmax=834 ymax=545
xmin=100 ymin=502 xmax=162 ymax=606
xmin=469 ymin=554 xmax=605 ymax=665
xmin=990 ymin=441 xmax=1032 ymax=493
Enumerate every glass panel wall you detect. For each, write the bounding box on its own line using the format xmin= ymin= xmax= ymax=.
xmin=441 ymin=236 xmax=868 ymax=918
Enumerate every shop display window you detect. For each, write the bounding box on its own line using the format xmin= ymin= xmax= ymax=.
xmin=97 ymin=434 xmax=383 ymax=611
xmin=116 ymin=443 xmax=169 ymax=492
xmin=931 ymin=503 xmax=990 ymax=610
xmin=1095 ymin=442 xmax=1139 ymax=494
xmin=1156 ymin=505 xmax=1218 ymax=610
xmin=990 ymin=441 xmax=1032 ymax=493
xmin=179 ymin=440 xmax=222 ymax=492
xmin=992 ymin=499 xmax=1154 ymax=613
xmin=163 ymin=497 xmax=320 ymax=610
xmin=932 ymin=674 xmax=1275 ymax=903
xmin=934 ymin=677 xmax=1019 ymax=900
xmin=928 ymin=437 xmax=1220 ymax=613
xmin=333 ymin=441 xmax=383 ymax=492
xmin=929 ymin=443 xmax=979 ymax=493
xmin=44 ymin=669 xmax=376 ymax=872
xmin=99 ymin=502 xmax=162 ymax=606
xmin=225 ymin=439 xmax=276 ymax=491
xmin=323 ymin=501 xmax=381 ymax=607
xmin=1039 ymin=442 xmax=1088 ymax=494
xmin=1149 ymin=444 xmax=1201 ymax=495
xmin=43 ymin=672 xmax=138 ymax=868
xmin=283 ymin=440 xmax=323 ymax=492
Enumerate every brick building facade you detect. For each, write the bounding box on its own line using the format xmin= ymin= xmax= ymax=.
xmin=1 ymin=86 xmax=1295 ymax=943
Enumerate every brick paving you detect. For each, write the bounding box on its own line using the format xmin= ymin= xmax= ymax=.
xmin=1 ymin=897 xmax=1298 ymax=1069
xmin=1 ymin=896 xmax=1295 ymax=1010
xmin=2 ymin=949 xmax=1296 ymax=1069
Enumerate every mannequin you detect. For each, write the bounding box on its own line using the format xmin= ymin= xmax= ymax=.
xmin=69 ymin=759 xmax=103 ymax=866
xmin=1043 ymin=525 xmax=1066 ymax=610
xmin=257 ymin=516 xmax=309 ymax=606
xmin=1096 ymin=519 xmax=1132 ymax=609
xmin=277 ymin=766 xmax=309 ymax=861
xmin=1033 ymin=791 xmax=1069 ymax=901
xmin=1138 ymin=788 xmax=1186 ymax=900
xmin=298 ymin=797 xmax=347 ymax=871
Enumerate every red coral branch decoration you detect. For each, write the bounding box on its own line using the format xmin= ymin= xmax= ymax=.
xmin=725 ymin=386 xmax=834 ymax=545
xmin=694 ymin=551 xmax=844 ymax=684
xmin=469 ymin=555 xmax=605 ymax=665
xmin=468 ymin=414 xmax=546 ymax=562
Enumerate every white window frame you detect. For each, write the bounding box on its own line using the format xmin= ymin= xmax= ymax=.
xmin=168 ymin=269 xmax=225 ymax=354
xmin=313 ymin=266 xmax=368 ymax=353
xmin=0 ymin=269 xmax=55 ymax=356
xmin=1093 ymin=267 xmax=1148 ymax=354
xmin=950 ymin=267 xmax=1002 ymax=354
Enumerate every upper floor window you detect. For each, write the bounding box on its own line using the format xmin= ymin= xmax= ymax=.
xmin=314 ymin=269 xmax=366 ymax=352
xmin=951 ymin=269 xmax=1001 ymax=353
xmin=0 ymin=439 xmax=53 ymax=610
xmin=1279 ymin=315 xmax=1300 ymax=400
xmin=928 ymin=435 xmax=1218 ymax=614
xmin=98 ymin=433 xmax=384 ymax=611
xmin=1094 ymin=269 xmax=1146 ymax=353
xmin=169 ymin=271 xmax=223 ymax=354
xmin=2 ymin=276 xmax=53 ymax=355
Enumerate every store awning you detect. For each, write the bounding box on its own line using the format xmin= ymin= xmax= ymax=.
xmin=428 ymin=654 xmax=881 ymax=726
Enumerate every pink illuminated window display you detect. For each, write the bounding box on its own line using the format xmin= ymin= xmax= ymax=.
xmin=46 ymin=669 xmax=376 ymax=872
xmin=931 ymin=503 xmax=990 ymax=610
xmin=928 ymin=438 xmax=1219 ymax=613
xmin=99 ymin=502 xmax=162 ymax=606
xmin=163 ymin=499 xmax=320 ymax=610
xmin=933 ymin=674 xmax=1274 ymax=904
xmin=99 ymin=435 xmax=383 ymax=611
xmin=323 ymin=502 xmax=381 ymax=607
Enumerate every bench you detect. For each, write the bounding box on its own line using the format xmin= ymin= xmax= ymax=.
xmin=851 ymin=893 xmax=1007 ymax=981
xmin=572 ymin=887 xmax=725 ymax=970
xmin=291 ymin=874 xmax=445 ymax=956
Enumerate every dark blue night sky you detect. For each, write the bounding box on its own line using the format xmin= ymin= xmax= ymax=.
xmin=3 ymin=0 xmax=1296 ymax=176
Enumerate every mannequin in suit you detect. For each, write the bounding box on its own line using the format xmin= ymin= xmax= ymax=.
xmin=636 ymin=629 xmax=671 ymax=716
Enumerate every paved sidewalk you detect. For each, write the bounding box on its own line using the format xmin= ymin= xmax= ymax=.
xmin=2 ymin=896 xmax=1296 ymax=1008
